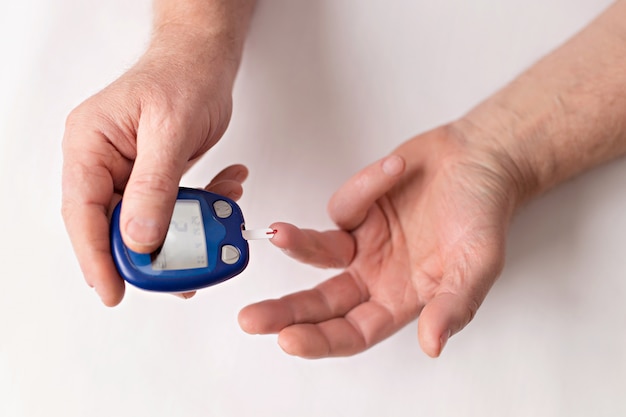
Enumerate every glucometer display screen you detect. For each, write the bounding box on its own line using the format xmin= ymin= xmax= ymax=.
xmin=152 ymin=200 xmax=208 ymax=271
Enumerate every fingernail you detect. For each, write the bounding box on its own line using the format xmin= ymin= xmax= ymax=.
xmin=439 ymin=329 xmax=452 ymax=354
xmin=126 ymin=217 xmax=161 ymax=246
xmin=382 ymin=155 xmax=404 ymax=176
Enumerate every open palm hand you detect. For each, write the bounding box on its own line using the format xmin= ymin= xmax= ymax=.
xmin=239 ymin=126 xmax=521 ymax=358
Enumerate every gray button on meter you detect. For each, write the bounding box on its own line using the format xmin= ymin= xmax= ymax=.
xmin=221 ymin=245 xmax=241 ymax=264
xmin=213 ymin=200 xmax=233 ymax=218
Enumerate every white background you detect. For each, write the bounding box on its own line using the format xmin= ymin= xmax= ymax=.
xmin=1 ymin=1 xmax=625 ymax=416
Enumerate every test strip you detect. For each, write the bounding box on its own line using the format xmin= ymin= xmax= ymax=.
xmin=242 ymin=228 xmax=276 ymax=240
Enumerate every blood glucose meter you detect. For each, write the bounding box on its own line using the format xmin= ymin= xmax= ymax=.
xmin=110 ymin=187 xmax=271 ymax=293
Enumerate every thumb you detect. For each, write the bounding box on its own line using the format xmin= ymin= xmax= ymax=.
xmin=120 ymin=123 xmax=195 ymax=253
xmin=417 ymin=292 xmax=481 ymax=358
xmin=418 ymin=232 xmax=506 ymax=357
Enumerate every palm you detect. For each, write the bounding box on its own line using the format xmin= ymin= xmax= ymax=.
xmin=240 ymin=127 xmax=515 ymax=357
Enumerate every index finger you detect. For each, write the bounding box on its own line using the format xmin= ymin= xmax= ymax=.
xmin=62 ymin=129 xmax=131 ymax=306
xmin=269 ymin=222 xmax=355 ymax=269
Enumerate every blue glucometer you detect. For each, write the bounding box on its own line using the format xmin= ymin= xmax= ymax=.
xmin=110 ymin=187 xmax=249 ymax=292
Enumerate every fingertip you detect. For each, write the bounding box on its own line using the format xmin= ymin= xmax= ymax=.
xmin=239 ymin=299 xmax=295 ymax=335
xmin=381 ymin=154 xmax=405 ymax=177
xmin=419 ymin=329 xmax=450 ymax=358
xmin=417 ymin=317 xmax=447 ymax=358
xmin=173 ymin=291 xmax=196 ymax=299
xmin=418 ymin=292 xmax=479 ymax=358
xmin=96 ymin=284 xmax=125 ymax=307
xmin=238 ymin=305 xmax=258 ymax=334
xmin=328 ymin=154 xmax=407 ymax=230
xmin=232 ymin=164 xmax=249 ymax=183
xmin=238 ymin=302 xmax=276 ymax=334
xmin=277 ymin=328 xmax=304 ymax=357
xmin=417 ymin=301 xmax=446 ymax=358
xmin=269 ymin=222 xmax=354 ymax=269
xmin=439 ymin=329 xmax=451 ymax=355
xmin=218 ymin=163 xmax=249 ymax=183
xmin=72 ymin=231 xmax=126 ymax=307
xmin=278 ymin=324 xmax=328 ymax=359
xmin=204 ymin=163 xmax=249 ymax=200
xmin=205 ymin=180 xmax=244 ymax=201
xmin=268 ymin=222 xmax=298 ymax=250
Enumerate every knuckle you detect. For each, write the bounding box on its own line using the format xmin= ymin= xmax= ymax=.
xmin=64 ymin=106 xmax=84 ymax=129
xmin=60 ymin=200 xmax=74 ymax=224
xmin=62 ymin=101 xmax=108 ymax=152
xmin=464 ymin=296 xmax=480 ymax=325
xmin=64 ymin=101 xmax=97 ymax=132
xmin=62 ymin=109 xmax=85 ymax=150
xmin=128 ymin=171 xmax=178 ymax=197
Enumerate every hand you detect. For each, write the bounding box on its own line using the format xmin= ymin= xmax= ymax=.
xmin=239 ymin=125 xmax=523 ymax=358
xmin=62 ymin=34 xmax=242 ymax=306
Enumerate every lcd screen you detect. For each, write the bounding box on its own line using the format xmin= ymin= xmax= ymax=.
xmin=152 ymin=200 xmax=209 ymax=271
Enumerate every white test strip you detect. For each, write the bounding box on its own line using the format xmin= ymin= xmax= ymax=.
xmin=242 ymin=228 xmax=275 ymax=240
